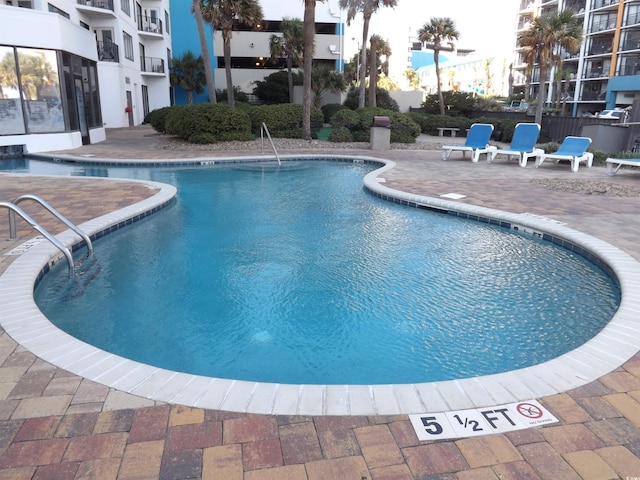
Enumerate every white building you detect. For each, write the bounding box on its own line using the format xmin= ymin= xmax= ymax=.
xmin=0 ymin=0 xmax=172 ymax=154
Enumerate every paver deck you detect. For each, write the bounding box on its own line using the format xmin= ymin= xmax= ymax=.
xmin=1 ymin=126 xmax=640 ymax=479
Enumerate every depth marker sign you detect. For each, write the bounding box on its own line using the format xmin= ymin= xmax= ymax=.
xmin=409 ymin=400 xmax=558 ymax=441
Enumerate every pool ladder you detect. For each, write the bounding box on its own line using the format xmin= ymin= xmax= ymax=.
xmin=260 ymin=122 xmax=281 ymax=166
xmin=1 ymin=194 xmax=94 ymax=277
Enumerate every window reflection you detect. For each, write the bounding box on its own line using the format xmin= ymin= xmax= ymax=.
xmin=17 ymin=48 xmax=65 ymax=133
xmin=0 ymin=46 xmax=26 ymax=135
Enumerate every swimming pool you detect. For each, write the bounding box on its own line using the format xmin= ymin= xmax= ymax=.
xmin=3 ymin=155 xmax=640 ymax=411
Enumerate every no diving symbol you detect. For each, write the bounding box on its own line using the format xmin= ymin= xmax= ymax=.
xmin=517 ymin=403 xmax=543 ymax=419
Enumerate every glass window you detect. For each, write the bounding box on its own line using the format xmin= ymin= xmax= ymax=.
xmin=123 ymin=31 xmax=134 ymax=61
xmin=165 ymin=10 xmax=170 ymax=34
xmin=47 ymin=3 xmax=70 ymax=19
xmin=121 ymin=0 xmax=130 ymax=16
xmin=17 ymin=47 xmax=65 ymax=133
xmin=0 ymin=46 xmax=26 ymax=135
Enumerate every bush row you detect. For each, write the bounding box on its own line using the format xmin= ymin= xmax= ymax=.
xmin=328 ymin=108 xmax=421 ymax=143
xmin=145 ymin=103 xmax=324 ymax=144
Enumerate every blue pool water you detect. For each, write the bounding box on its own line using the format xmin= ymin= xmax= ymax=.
xmin=21 ymin=158 xmax=620 ymax=385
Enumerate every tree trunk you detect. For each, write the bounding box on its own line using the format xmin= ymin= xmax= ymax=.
xmin=535 ymin=63 xmax=547 ymax=125
xmin=193 ymin=0 xmax=216 ymax=103
xmin=287 ymin=56 xmax=294 ymax=103
xmin=434 ymin=50 xmax=445 ymax=115
xmin=302 ymin=0 xmax=315 ymax=140
xmin=223 ymin=32 xmax=234 ymax=108
xmin=368 ymin=37 xmax=377 ymax=108
xmin=359 ymin=15 xmax=370 ymax=109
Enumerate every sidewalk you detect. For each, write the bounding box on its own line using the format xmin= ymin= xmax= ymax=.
xmin=1 ymin=127 xmax=640 ymax=479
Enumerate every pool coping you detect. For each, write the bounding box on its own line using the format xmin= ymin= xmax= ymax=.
xmin=1 ymin=155 xmax=640 ymax=416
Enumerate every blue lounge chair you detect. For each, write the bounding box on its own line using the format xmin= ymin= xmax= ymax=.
xmin=441 ymin=123 xmax=496 ymax=163
xmin=488 ymin=123 xmax=543 ymax=167
xmin=536 ymin=136 xmax=593 ymax=173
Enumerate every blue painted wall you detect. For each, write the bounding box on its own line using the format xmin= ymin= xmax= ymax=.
xmin=606 ymin=75 xmax=640 ymax=109
xmin=170 ymin=3 xmax=217 ymax=104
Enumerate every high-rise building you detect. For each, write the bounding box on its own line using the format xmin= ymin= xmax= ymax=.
xmin=513 ymin=0 xmax=640 ymax=117
xmin=0 ymin=0 xmax=172 ymax=153
xmin=168 ymin=0 xmax=345 ymax=105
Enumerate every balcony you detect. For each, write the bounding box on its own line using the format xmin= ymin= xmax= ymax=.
xmin=76 ymin=0 xmax=115 ymax=18
xmin=618 ymin=63 xmax=640 ymax=76
xmin=588 ymin=39 xmax=613 ymax=55
xmin=138 ymin=15 xmax=163 ymax=36
xmin=141 ymin=56 xmax=165 ymax=74
xmin=622 ymin=38 xmax=640 ymax=51
xmin=97 ymin=41 xmax=119 ymax=62
xmin=519 ymin=0 xmax=535 ymax=11
xmin=566 ymin=0 xmax=587 ymax=13
xmin=591 ymin=0 xmax=619 ymax=10
xmin=589 ymin=18 xmax=617 ymax=34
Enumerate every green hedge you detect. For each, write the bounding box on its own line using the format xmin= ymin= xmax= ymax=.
xmin=329 ymin=108 xmax=421 ymax=144
xmin=146 ymin=105 xmax=181 ymax=133
xmin=248 ymin=103 xmax=323 ymax=138
xmin=164 ymin=103 xmax=253 ymax=143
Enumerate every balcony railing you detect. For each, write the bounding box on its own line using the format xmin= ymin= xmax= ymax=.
xmin=583 ymin=66 xmax=611 ymax=78
xmin=97 ymin=41 xmax=119 ymax=62
xmin=141 ymin=57 xmax=165 ymax=74
xmin=590 ymin=18 xmax=617 ymax=33
xmin=580 ymin=90 xmax=606 ymax=101
xmin=591 ymin=0 xmax=619 ymax=9
xmin=77 ymin=0 xmax=114 ymax=10
xmin=623 ymin=38 xmax=640 ymax=51
xmin=618 ymin=63 xmax=640 ymax=76
xmin=138 ymin=15 xmax=163 ymax=35
xmin=588 ymin=41 xmax=613 ymax=55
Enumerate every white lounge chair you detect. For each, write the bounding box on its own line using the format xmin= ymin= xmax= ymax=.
xmin=535 ymin=136 xmax=593 ymax=173
xmin=606 ymin=157 xmax=640 ymax=175
xmin=487 ymin=123 xmax=543 ymax=167
xmin=441 ymin=123 xmax=496 ymax=163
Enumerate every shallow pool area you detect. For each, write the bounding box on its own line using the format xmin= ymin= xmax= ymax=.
xmin=31 ymin=160 xmax=619 ymax=385
xmin=1 ymin=153 xmax=640 ymax=415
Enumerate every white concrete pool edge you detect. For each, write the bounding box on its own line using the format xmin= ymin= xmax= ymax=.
xmin=1 ymin=156 xmax=639 ymax=417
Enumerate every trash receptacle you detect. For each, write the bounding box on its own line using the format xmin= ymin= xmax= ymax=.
xmin=370 ymin=116 xmax=391 ymax=150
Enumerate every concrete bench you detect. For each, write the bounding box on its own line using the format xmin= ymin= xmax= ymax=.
xmin=437 ymin=127 xmax=460 ymax=137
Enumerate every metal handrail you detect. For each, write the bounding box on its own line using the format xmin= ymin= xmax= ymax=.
xmin=12 ymin=194 xmax=93 ymax=256
xmin=1 ymin=202 xmax=75 ymax=277
xmin=260 ymin=122 xmax=281 ymax=166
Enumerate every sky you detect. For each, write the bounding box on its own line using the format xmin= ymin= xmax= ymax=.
xmin=342 ymin=0 xmax=519 ymax=72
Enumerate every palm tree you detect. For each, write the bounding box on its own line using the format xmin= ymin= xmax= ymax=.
xmin=518 ymin=11 xmax=579 ymax=124
xmin=170 ymin=51 xmax=206 ymax=104
xmin=201 ymin=0 xmax=263 ymax=108
xmin=191 ymin=0 xmax=216 ymax=103
xmin=417 ymin=17 xmax=459 ymax=115
xmin=339 ymin=0 xmax=398 ymax=109
xmin=368 ymin=34 xmax=380 ymax=107
xmin=269 ymin=17 xmax=304 ymax=103
xmin=311 ymin=64 xmax=347 ymax=108
xmin=550 ymin=9 xmax=582 ymax=115
xmin=302 ymin=0 xmax=323 ymax=140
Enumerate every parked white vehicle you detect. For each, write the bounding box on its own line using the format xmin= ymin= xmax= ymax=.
xmin=597 ymin=108 xmax=626 ymax=120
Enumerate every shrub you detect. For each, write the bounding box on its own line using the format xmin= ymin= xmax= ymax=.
xmin=164 ymin=103 xmax=253 ymax=143
xmin=248 ymin=103 xmax=323 ymax=138
xmin=329 ymin=108 xmax=361 ymax=130
xmin=146 ymin=105 xmax=180 ymax=133
xmin=252 ymin=70 xmax=302 ymax=104
xmin=421 ymin=91 xmax=475 ymax=117
xmin=343 ymin=86 xmax=399 ymax=111
xmin=328 ymin=126 xmax=354 ymax=142
xmin=188 ymin=132 xmax=217 ymax=144
xmin=329 ymin=107 xmax=420 ymax=144
xmin=322 ymin=103 xmax=347 ymax=123
xmin=215 ymin=87 xmax=249 ymax=103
